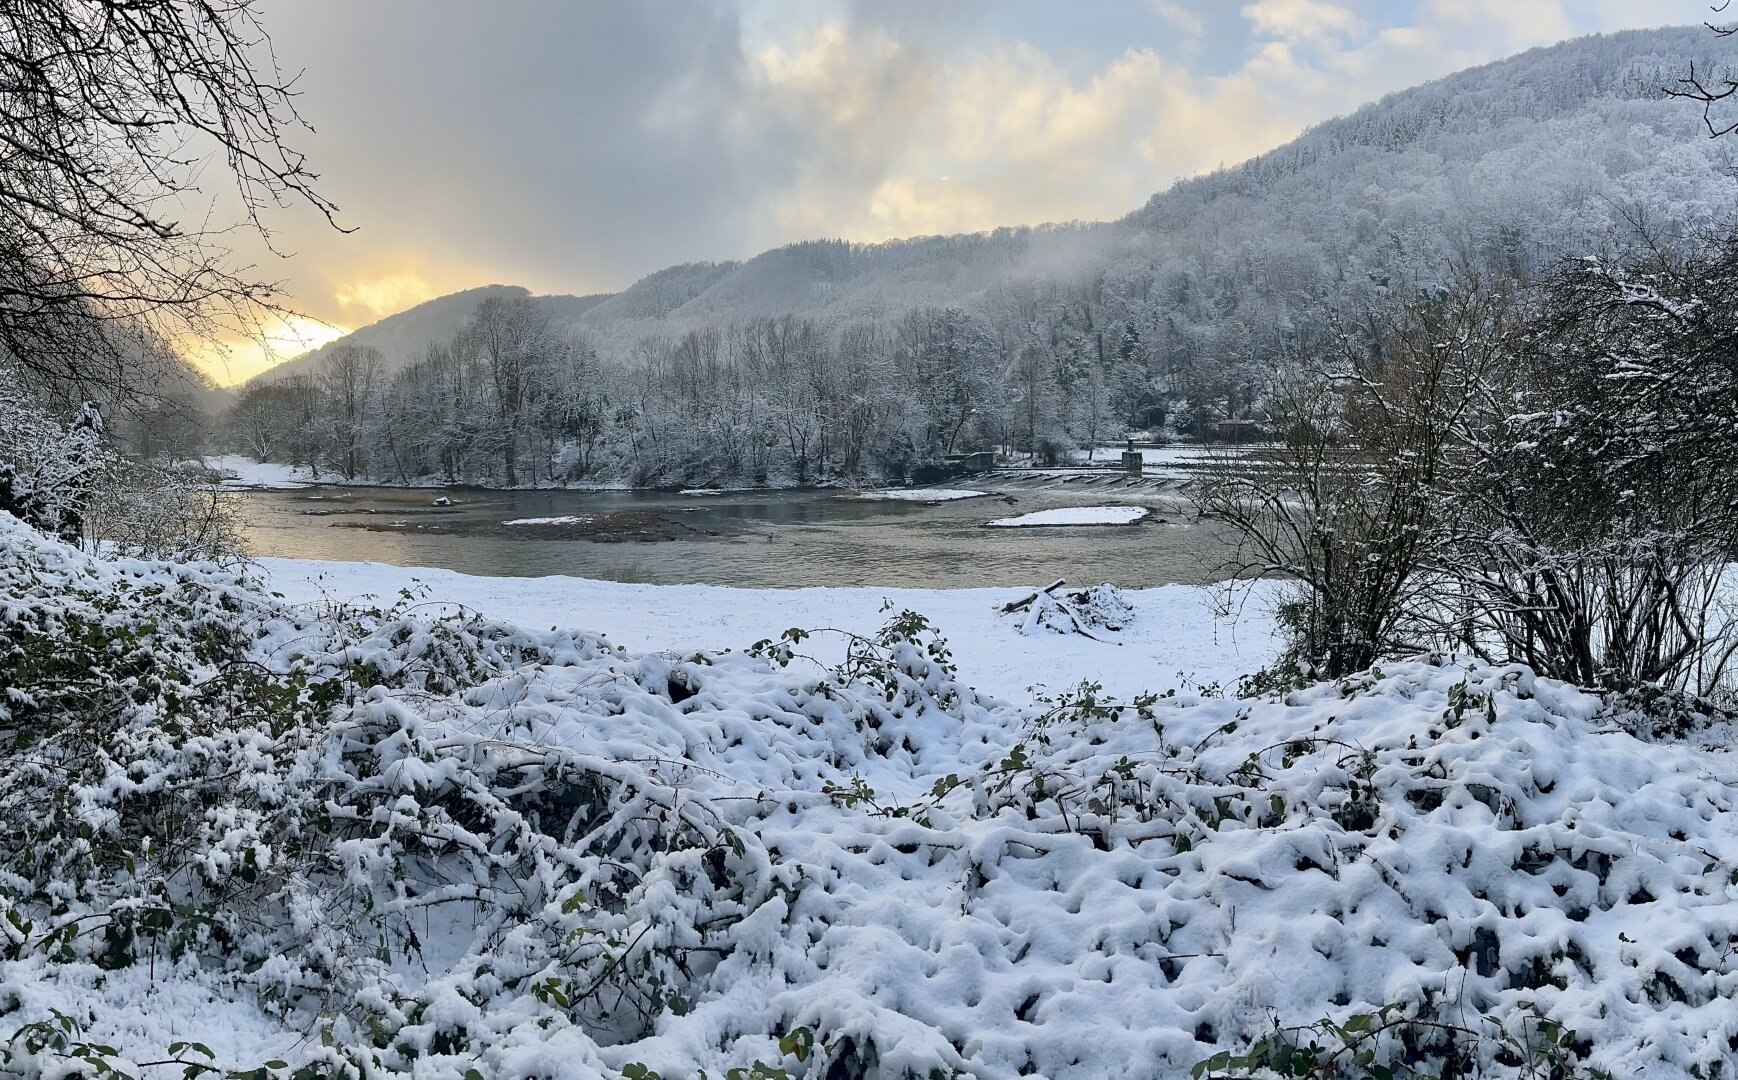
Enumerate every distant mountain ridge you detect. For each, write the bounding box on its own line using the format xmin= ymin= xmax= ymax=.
xmin=251 ymin=25 xmax=1737 ymax=383
xmin=248 ymin=285 xmax=611 ymax=384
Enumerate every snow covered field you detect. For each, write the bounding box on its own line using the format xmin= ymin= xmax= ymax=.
xmin=4 ymin=520 xmax=1738 ymax=1078
xmin=254 ymin=557 xmax=1279 ymax=701
xmin=987 ymin=505 xmax=1150 ymax=527
xmin=202 ymin=453 xmax=316 ymax=489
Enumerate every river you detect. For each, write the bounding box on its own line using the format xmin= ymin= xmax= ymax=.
xmin=233 ymin=473 xmax=1243 ymax=588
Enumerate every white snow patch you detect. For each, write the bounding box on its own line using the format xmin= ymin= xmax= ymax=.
xmin=987 ymin=505 xmax=1149 ymax=527
xmin=500 ymin=515 xmax=593 ymax=526
xmin=854 ymin=488 xmax=988 ymax=502
xmin=202 ymin=454 xmax=315 ymax=490
xmin=254 ymin=558 xmax=1278 ymax=701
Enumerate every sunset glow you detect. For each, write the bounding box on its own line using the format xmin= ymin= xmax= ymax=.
xmin=186 ymin=314 xmax=349 ymax=386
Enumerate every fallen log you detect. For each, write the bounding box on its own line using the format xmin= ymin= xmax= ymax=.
xmin=1001 ymin=578 xmax=1067 ymax=615
xmin=1019 ymin=588 xmax=1117 ymax=643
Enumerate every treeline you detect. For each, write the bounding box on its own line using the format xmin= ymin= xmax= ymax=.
xmin=224 ymin=286 xmax=1270 ymax=487
xmin=1202 ymin=236 xmax=1738 ymax=702
xmin=216 ymin=29 xmax=1738 ymax=489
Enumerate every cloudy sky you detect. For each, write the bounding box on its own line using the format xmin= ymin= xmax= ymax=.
xmin=203 ymin=0 xmax=1711 ymax=383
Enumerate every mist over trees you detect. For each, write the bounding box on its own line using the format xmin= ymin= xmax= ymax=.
xmin=225 ymin=26 xmax=1738 ymax=488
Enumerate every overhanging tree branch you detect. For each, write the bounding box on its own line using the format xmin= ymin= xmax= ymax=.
xmin=0 ymin=0 xmax=342 ymax=404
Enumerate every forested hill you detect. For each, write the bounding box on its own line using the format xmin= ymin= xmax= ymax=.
xmin=1118 ymin=25 xmax=1737 ymax=300
xmin=251 ymin=285 xmax=611 ymax=384
xmin=234 ymin=26 xmax=1738 ymax=488
xmin=261 ymin=25 xmax=1732 ymax=378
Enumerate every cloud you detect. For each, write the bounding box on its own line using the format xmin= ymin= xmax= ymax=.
xmin=730 ymin=29 xmax=1293 ymax=242
xmin=182 ymin=0 xmax=1707 ymax=384
xmin=1242 ymin=0 xmax=1365 ymax=44
xmin=1147 ymin=0 xmax=1206 ymax=37
xmin=332 ymin=269 xmax=441 ymax=322
xmin=1420 ymin=0 xmax=1572 ymax=48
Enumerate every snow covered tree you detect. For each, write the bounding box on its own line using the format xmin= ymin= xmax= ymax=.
xmin=224 ymin=381 xmax=306 ymax=463
xmin=464 ymin=295 xmax=561 ymax=486
xmin=318 ymin=342 xmax=383 ymax=481
xmin=0 ymin=381 xmax=105 ymax=543
xmin=1444 ymin=242 xmax=1738 ymax=696
xmin=895 ymin=307 xmax=1001 ymax=462
xmin=1199 ymin=275 xmax=1511 ymax=679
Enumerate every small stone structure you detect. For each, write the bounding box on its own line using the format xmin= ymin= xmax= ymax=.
xmin=1121 ymin=438 xmax=1143 ymax=478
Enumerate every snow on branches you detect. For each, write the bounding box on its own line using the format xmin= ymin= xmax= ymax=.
xmin=1 ymin=518 xmax=1736 ymax=1078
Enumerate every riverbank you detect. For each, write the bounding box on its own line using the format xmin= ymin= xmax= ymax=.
xmin=205 ymin=444 xmax=1261 ymax=494
xmin=9 ymin=517 xmax=1736 ymax=1079
xmin=254 ymin=556 xmax=1284 ymax=701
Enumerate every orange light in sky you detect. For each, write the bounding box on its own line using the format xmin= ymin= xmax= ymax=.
xmin=185 ymin=314 xmax=350 ymax=387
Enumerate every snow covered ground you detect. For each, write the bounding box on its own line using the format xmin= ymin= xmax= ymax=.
xmin=201 ymin=453 xmax=316 ymax=489
xmin=202 ymin=455 xmax=639 ymax=493
xmin=253 ymin=557 xmax=1280 ymax=701
xmin=6 ymin=520 xmax=1738 ymax=1078
xmin=986 ymin=505 xmax=1150 ymax=527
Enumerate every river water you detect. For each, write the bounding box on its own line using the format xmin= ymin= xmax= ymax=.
xmin=234 ymin=473 xmax=1243 ymax=588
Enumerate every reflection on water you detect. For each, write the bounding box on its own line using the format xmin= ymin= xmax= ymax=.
xmin=234 ymin=483 xmax=1243 ymax=588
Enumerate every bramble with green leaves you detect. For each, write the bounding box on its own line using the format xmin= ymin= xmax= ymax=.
xmin=4 ymin=517 xmax=1737 ymax=1077
xmin=1192 ymin=1001 xmax=1613 ymax=1080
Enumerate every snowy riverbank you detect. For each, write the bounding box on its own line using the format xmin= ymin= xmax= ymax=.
xmin=253 ymin=556 xmax=1282 ymax=701
xmin=5 ymin=520 xmax=1738 ymax=1078
xmin=204 ymin=445 xmax=1248 ymax=495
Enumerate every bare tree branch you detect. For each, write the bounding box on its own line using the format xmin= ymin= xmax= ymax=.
xmin=0 ymin=0 xmax=341 ymax=406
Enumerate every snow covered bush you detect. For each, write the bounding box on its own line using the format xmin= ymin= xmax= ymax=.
xmin=1453 ymin=243 xmax=1738 ymax=702
xmin=2 ymin=515 xmax=1738 ymax=1078
xmin=0 ymin=376 xmax=105 ymax=545
xmin=1204 ymin=247 xmax=1738 ymax=706
xmin=0 ymin=373 xmax=240 ymax=562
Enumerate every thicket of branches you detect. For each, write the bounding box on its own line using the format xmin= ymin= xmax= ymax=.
xmin=0 ymin=0 xmax=335 ymax=403
xmin=226 ymin=294 xmax=1171 ymax=488
xmin=0 ymin=0 xmax=334 ymax=553
xmin=1203 ymin=239 xmax=1738 ymax=702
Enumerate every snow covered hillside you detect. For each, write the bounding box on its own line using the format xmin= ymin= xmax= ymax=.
xmin=2 ymin=514 xmax=1737 ymax=1078
xmin=243 ymin=27 xmax=1735 ymax=380
xmin=234 ymin=27 xmax=1738 ymax=492
xmin=556 ymin=25 xmax=1738 ymax=351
